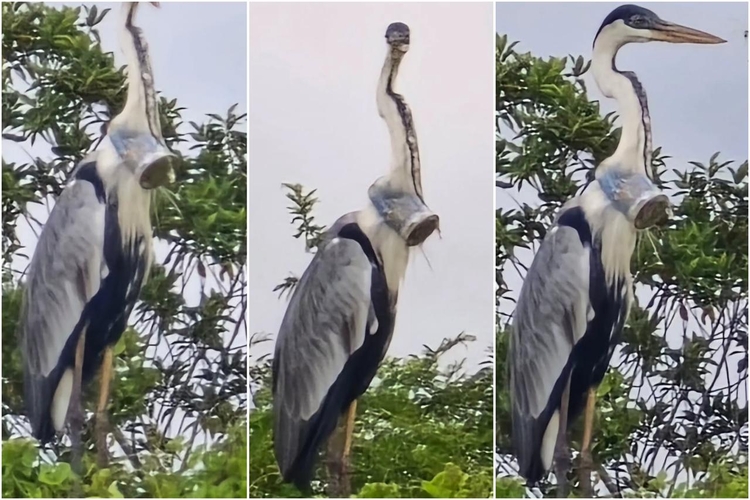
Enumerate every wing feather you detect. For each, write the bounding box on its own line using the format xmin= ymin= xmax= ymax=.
xmin=509 ymin=223 xmax=590 ymax=479
xmin=21 ymin=177 xmax=105 ymax=437
xmin=273 ymin=236 xmax=373 ymax=479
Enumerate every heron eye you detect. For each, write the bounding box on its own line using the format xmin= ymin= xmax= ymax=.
xmin=630 ymin=16 xmax=646 ymax=27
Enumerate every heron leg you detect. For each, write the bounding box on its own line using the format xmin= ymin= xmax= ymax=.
xmin=554 ymin=375 xmax=571 ymax=498
xmin=343 ymin=399 xmax=357 ymax=459
xmin=69 ymin=329 xmax=86 ymax=487
xmin=325 ymin=400 xmax=358 ymax=497
xmin=95 ymin=346 xmax=113 ymax=468
xmin=579 ymin=387 xmax=597 ymax=497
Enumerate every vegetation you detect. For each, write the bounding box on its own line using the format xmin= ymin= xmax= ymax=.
xmin=2 ymin=3 xmax=246 ymax=497
xmin=495 ymin=34 xmax=747 ymax=497
xmin=248 ymin=185 xmax=494 ymax=498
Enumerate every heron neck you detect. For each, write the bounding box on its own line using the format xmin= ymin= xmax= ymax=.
xmin=592 ymin=37 xmax=652 ymax=178
xmin=376 ymin=49 xmax=424 ymax=202
xmin=356 ymin=204 xmax=409 ymax=292
xmin=111 ymin=3 xmax=164 ymax=144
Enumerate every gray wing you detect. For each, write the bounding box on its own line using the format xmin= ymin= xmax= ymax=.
xmin=509 ymin=224 xmax=590 ymax=476
xmin=21 ymin=177 xmax=105 ymax=434
xmin=273 ymin=235 xmax=375 ymax=477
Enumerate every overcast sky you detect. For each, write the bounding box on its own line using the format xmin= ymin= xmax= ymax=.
xmin=248 ymin=3 xmax=495 ymax=368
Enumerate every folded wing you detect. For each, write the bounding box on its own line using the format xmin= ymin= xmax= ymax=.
xmin=21 ymin=167 xmax=106 ymax=440
xmin=273 ymin=235 xmax=378 ymax=488
xmin=509 ymin=220 xmax=591 ymax=481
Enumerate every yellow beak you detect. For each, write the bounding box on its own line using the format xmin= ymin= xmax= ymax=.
xmin=652 ymin=20 xmax=726 ymax=44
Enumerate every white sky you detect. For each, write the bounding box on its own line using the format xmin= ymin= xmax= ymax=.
xmin=247 ymin=3 xmax=495 ymax=369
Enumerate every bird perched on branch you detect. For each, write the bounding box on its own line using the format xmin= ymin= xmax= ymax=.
xmin=20 ymin=1 xmax=174 ymax=471
xmin=508 ymin=4 xmax=724 ymax=496
xmin=272 ymin=22 xmax=439 ymax=493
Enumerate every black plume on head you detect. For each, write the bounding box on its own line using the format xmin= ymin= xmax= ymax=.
xmin=594 ymin=4 xmax=661 ymax=45
xmin=386 ymin=22 xmax=410 ymax=45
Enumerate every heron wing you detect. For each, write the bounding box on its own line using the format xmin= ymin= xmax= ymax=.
xmin=509 ymin=221 xmax=591 ymax=479
xmin=21 ymin=171 xmax=106 ymax=435
xmin=273 ymin=235 xmax=374 ymax=481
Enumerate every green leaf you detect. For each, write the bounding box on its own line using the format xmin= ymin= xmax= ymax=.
xmin=38 ymin=463 xmax=71 ymax=486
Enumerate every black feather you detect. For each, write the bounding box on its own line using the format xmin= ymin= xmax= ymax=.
xmin=594 ymin=4 xmax=661 ymax=45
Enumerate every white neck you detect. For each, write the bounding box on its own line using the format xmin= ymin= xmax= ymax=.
xmin=356 ymin=204 xmax=409 ymax=295
xmin=591 ymin=32 xmax=650 ymax=177
xmin=376 ymin=49 xmax=423 ymax=201
xmin=111 ymin=3 xmax=162 ymax=143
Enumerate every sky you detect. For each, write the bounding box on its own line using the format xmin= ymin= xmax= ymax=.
xmin=248 ymin=3 xmax=496 ymax=369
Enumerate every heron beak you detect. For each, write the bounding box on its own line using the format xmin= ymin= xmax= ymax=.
xmin=652 ymin=20 xmax=726 ymax=44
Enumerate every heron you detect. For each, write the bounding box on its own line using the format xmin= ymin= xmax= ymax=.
xmin=508 ymin=4 xmax=724 ymax=495
xmin=20 ymin=2 xmax=174 ymax=472
xmin=272 ymin=22 xmax=439 ymax=492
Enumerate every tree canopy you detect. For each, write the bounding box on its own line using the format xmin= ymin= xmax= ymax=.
xmin=2 ymin=3 xmax=246 ymax=497
xmin=495 ymin=34 xmax=747 ymax=498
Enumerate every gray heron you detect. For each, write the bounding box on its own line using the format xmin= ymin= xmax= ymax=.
xmin=272 ymin=22 xmax=439 ymax=492
xmin=20 ymin=1 xmax=174 ymax=471
xmin=508 ymin=4 xmax=724 ymax=495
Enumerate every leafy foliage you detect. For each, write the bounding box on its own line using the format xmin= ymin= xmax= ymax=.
xmin=2 ymin=425 xmax=247 ymax=498
xmin=495 ymin=34 xmax=747 ymax=497
xmin=2 ymin=3 xmax=246 ymax=497
xmin=249 ymin=186 xmax=493 ymax=498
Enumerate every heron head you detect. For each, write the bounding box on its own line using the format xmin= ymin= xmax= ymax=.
xmin=594 ymin=4 xmax=725 ymax=47
xmin=385 ymin=22 xmax=410 ymax=54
